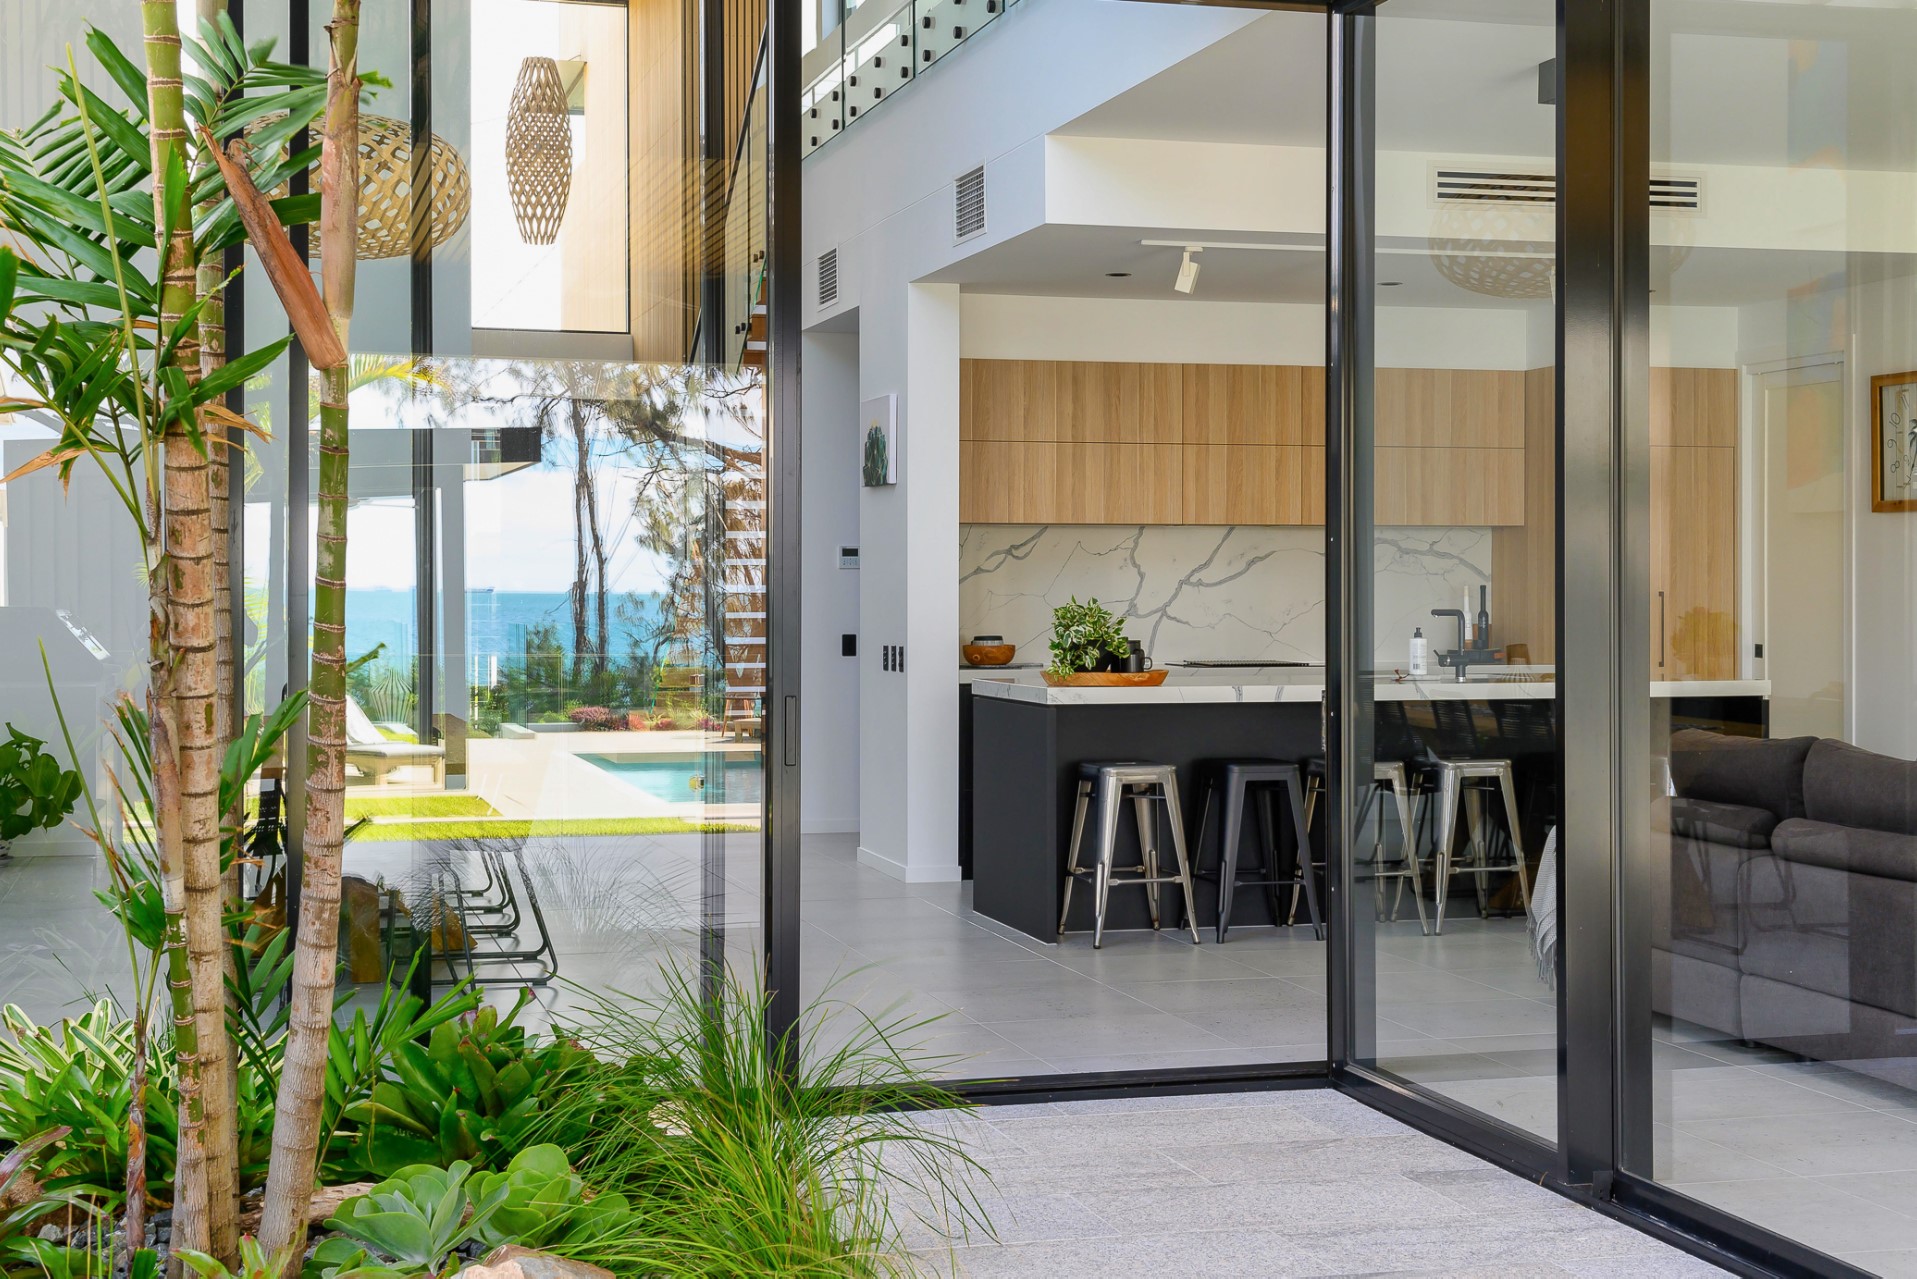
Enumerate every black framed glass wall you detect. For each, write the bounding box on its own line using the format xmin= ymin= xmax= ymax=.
xmin=1331 ymin=0 xmax=1563 ymax=1147
xmin=1618 ymin=2 xmax=1917 ymax=1271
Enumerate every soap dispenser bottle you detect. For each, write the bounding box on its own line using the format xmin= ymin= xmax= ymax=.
xmin=1410 ymin=626 xmax=1428 ymax=677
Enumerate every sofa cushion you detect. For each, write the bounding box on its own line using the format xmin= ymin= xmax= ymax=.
xmin=1669 ymin=729 xmax=1815 ymax=819
xmin=1803 ymin=738 xmax=1917 ymax=835
xmin=1771 ymin=818 xmax=1917 ymax=883
xmin=1662 ymin=797 xmax=1779 ymax=851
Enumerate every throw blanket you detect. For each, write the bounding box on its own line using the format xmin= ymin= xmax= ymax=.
xmin=1529 ymin=826 xmax=1559 ymax=988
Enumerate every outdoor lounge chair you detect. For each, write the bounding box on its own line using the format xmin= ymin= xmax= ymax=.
xmin=345 ymin=695 xmax=445 ymax=786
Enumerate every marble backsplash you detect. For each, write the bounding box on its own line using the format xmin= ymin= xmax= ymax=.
xmin=959 ymin=525 xmax=1494 ymax=668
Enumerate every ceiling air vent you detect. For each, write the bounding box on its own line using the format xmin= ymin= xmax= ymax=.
xmin=953 ymin=164 xmax=986 ymax=242
xmin=1434 ymin=166 xmax=1704 ymax=212
xmin=817 ymin=247 xmax=838 ymax=308
xmin=1434 ymin=168 xmax=1555 ymax=206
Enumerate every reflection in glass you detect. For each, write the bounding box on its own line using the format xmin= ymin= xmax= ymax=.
xmin=1635 ymin=4 xmax=1917 ymax=1269
xmin=1356 ymin=0 xmax=1562 ymax=1146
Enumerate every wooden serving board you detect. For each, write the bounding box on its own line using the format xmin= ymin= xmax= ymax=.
xmin=1041 ymin=670 xmax=1169 ymax=687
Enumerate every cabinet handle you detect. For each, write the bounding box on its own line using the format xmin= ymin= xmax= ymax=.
xmin=1658 ymin=590 xmax=1666 ymax=669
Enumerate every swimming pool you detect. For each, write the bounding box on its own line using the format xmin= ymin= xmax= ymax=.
xmin=582 ymin=753 xmax=764 ymax=806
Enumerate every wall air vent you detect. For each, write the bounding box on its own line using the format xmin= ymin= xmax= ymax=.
xmin=954 ymin=164 xmax=986 ymax=242
xmin=1651 ymin=175 xmax=1701 ymax=211
xmin=1433 ymin=166 xmax=1704 ymax=212
xmin=817 ymin=247 xmax=838 ymax=308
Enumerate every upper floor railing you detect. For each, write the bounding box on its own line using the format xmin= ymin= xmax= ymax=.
xmin=801 ymin=0 xmax=1025 ymax=159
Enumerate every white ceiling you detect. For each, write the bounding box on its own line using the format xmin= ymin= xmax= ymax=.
xmin=1056 ymin=0 xmax=1917 ymax=170
xmin=961 ymin=0 xmax=1917 ymax=312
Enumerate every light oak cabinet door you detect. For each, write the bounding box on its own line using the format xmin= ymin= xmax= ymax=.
xmin=1652 ymin=444 xmax=1738 ymax=679
xmin=960 ymin=359 xmax=1524 ymax=526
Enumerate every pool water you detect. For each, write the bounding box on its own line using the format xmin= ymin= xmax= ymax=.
xmin=583 ymin=754 xmax=764 ymax=805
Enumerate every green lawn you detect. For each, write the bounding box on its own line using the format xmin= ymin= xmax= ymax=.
xmin=344 ymin=794 xmax=501 ymax=820
xmin=352 ymin=817 xmax=759 ymax=842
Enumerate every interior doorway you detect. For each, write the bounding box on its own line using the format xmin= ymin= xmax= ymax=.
xmin=1752 ymin=361 xmax=1848 ymax=740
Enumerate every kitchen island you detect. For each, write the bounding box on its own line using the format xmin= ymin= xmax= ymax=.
xmin=968 ymin=668 xmax=1769 ymax=942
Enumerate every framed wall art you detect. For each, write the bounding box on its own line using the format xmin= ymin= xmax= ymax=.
xmin=860 ymin=393 xmax=897 ymax=487
xmin=1872 ymin=370 xmax=1917 ymax=512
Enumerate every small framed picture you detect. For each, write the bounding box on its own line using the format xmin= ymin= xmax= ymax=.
xmin=1872 ymin=371 xmax=1917 ymax=512
xmin=860 ymin=394 xmax=897 ymax=487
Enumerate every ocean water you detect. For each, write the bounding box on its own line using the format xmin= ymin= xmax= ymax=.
xmin=344 ymin=589 xmax=665 ymax=674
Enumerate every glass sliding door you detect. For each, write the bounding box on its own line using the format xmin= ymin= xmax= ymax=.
xmin=1342 ymin=0 xmax=1562 ymax=1145
xmin=796 ymin=1 xmax=1334 ymax=1081
xmin=1623 ymin=2 xmax=1917 ymax=1270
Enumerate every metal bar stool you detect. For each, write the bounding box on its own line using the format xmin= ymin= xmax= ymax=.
xmin=1189 ymin=760 xmax=1323 ymax=942
xmin=1059 ymin=760 xmax=1200 ymax=949
xmin=1303 ymin=755 xmax=1427 ymax=935
xmin=1416 ymin=700 xmax=1531 ymax=934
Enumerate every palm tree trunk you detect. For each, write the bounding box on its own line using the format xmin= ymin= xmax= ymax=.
xmin=137 ymin=0 xmax=221 ymax=1263
xmin=259 ymin=1 xmax=358 ymax=1261
xmin=195 ymin=1 xmax=245 ymax=1256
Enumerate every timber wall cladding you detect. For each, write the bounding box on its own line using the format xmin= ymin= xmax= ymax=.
xmin=958 ymin=360 xmax=1525 ymax=525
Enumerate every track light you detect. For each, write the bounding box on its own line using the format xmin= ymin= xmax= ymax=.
xmin=1174 ymin=247 xmax=1201 ymax=295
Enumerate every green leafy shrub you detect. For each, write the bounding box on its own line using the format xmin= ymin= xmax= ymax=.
xmin=313 ymin=1162 xmax=512 ymax=1279
xmin=467 ymin=1144 xmax=642 ymax=1259
xmin=1 ymin=1128 xmax=90 ymax=1275
xmin=532 ymin=966 xmax=993 ymax=1277
xmin=333 ymin=995 xmax=595 ymax=1178
xmin=1045 ymin=597 xmax=1128 ymax=678
xmin=0 ymin=724 xmax=81 ymax=846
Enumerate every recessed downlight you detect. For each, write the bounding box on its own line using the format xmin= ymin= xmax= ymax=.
xmin=1106 ymin=271 xmax=1132 ymax=278
xmin=1380 ymin=280 xmax=1403 ymax=287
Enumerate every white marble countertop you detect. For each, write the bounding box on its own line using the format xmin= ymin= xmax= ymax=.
xmin=965 ymin=667 xmax=1771 ymax=706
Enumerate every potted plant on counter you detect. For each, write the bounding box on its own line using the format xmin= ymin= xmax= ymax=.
xmin=1044 ymin=598 xmax=1161 ymax=685
xmin=0 ymin=723 xmax=82 ymax=859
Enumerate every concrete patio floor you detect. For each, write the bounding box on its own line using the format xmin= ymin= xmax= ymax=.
xmin=904 ymin=1089 xmax=1729 ymax=1278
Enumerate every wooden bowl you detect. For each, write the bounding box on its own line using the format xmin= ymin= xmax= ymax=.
xmin=1041 ymin=669 xmax=1168 ymax=687
xmin=962 ymin=643 xmax=1016 ymax=666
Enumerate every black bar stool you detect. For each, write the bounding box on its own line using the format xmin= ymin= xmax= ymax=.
xmin=1187 ymin=759 xmax=1323 ymax=942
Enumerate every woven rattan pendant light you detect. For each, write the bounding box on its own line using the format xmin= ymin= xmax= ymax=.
xmin=506 ymin=56 xmax=573 ymax=245
xmin=247 ymin=112 xmax=471 ymax=260
xmin=355 ymin=114 xmax=471 ymax=260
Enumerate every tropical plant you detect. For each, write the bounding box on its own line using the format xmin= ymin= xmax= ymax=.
xmin=1045 ymin=596 xmax=1128 ymax=678
xmin=177 ymin=1237 xmax=289 ymax=1279
xmin=231 ymin=0 xmax=363 ymax=1258
xmin=332 ymin=995 xmax=595 ymax=1179
xmin=0 ymin=12 xmax=327 ymax=1262
xmin=0 ymin=1128 xmax=90 ymax=1275
xmin=311 ymin=1161 xmax=513 ymax=1279
xmin=0 ymin=725 xmax=82 ymax=847
xmin=533 ymin=966 xmax=993 ymax=1277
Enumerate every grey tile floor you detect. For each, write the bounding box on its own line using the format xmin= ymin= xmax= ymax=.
xmin=8 ymin=837 xmax=1917 ymax=1274
xmin=900 ymin=1090 xmax=1727 ymax=1277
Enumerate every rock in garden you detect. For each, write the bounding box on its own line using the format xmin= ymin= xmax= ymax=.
xmin=462 ymin=1245 xmax=615 ymax=1279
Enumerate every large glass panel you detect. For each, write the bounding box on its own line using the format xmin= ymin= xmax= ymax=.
xmin=1353 ymin=0 xmax=1561 ymax=1144
xmin=798 ymin=5 xmax=1331 ymax=1079
xmin=1629 ymin=3 xmax=1917 ymax=1269
xmin=0 ymin=0 xmax=772 ymax=1037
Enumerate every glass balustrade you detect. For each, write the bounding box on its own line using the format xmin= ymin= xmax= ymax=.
xmin=800 ymin=0 xmax=1021 ymax=159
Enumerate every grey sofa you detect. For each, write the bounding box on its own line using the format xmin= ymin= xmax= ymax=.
xmin=1652 ymin=729 xmax=1917 ymax=1061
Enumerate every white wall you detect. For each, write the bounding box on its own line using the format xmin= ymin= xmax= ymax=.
xmin=1734 ymin=273 xmax=1917 ymax=760
xmin=800 ymin=333 xmax=861 ymax=834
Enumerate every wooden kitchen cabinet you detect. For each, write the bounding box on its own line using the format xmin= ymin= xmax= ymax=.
xmin=960 ymin=358 xmax=1521 ymax=525
xmin=1490 ymin=366 xmax=1738 ymax=673
xmin=1651 ymin=442 xmax=1738 ymax=680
